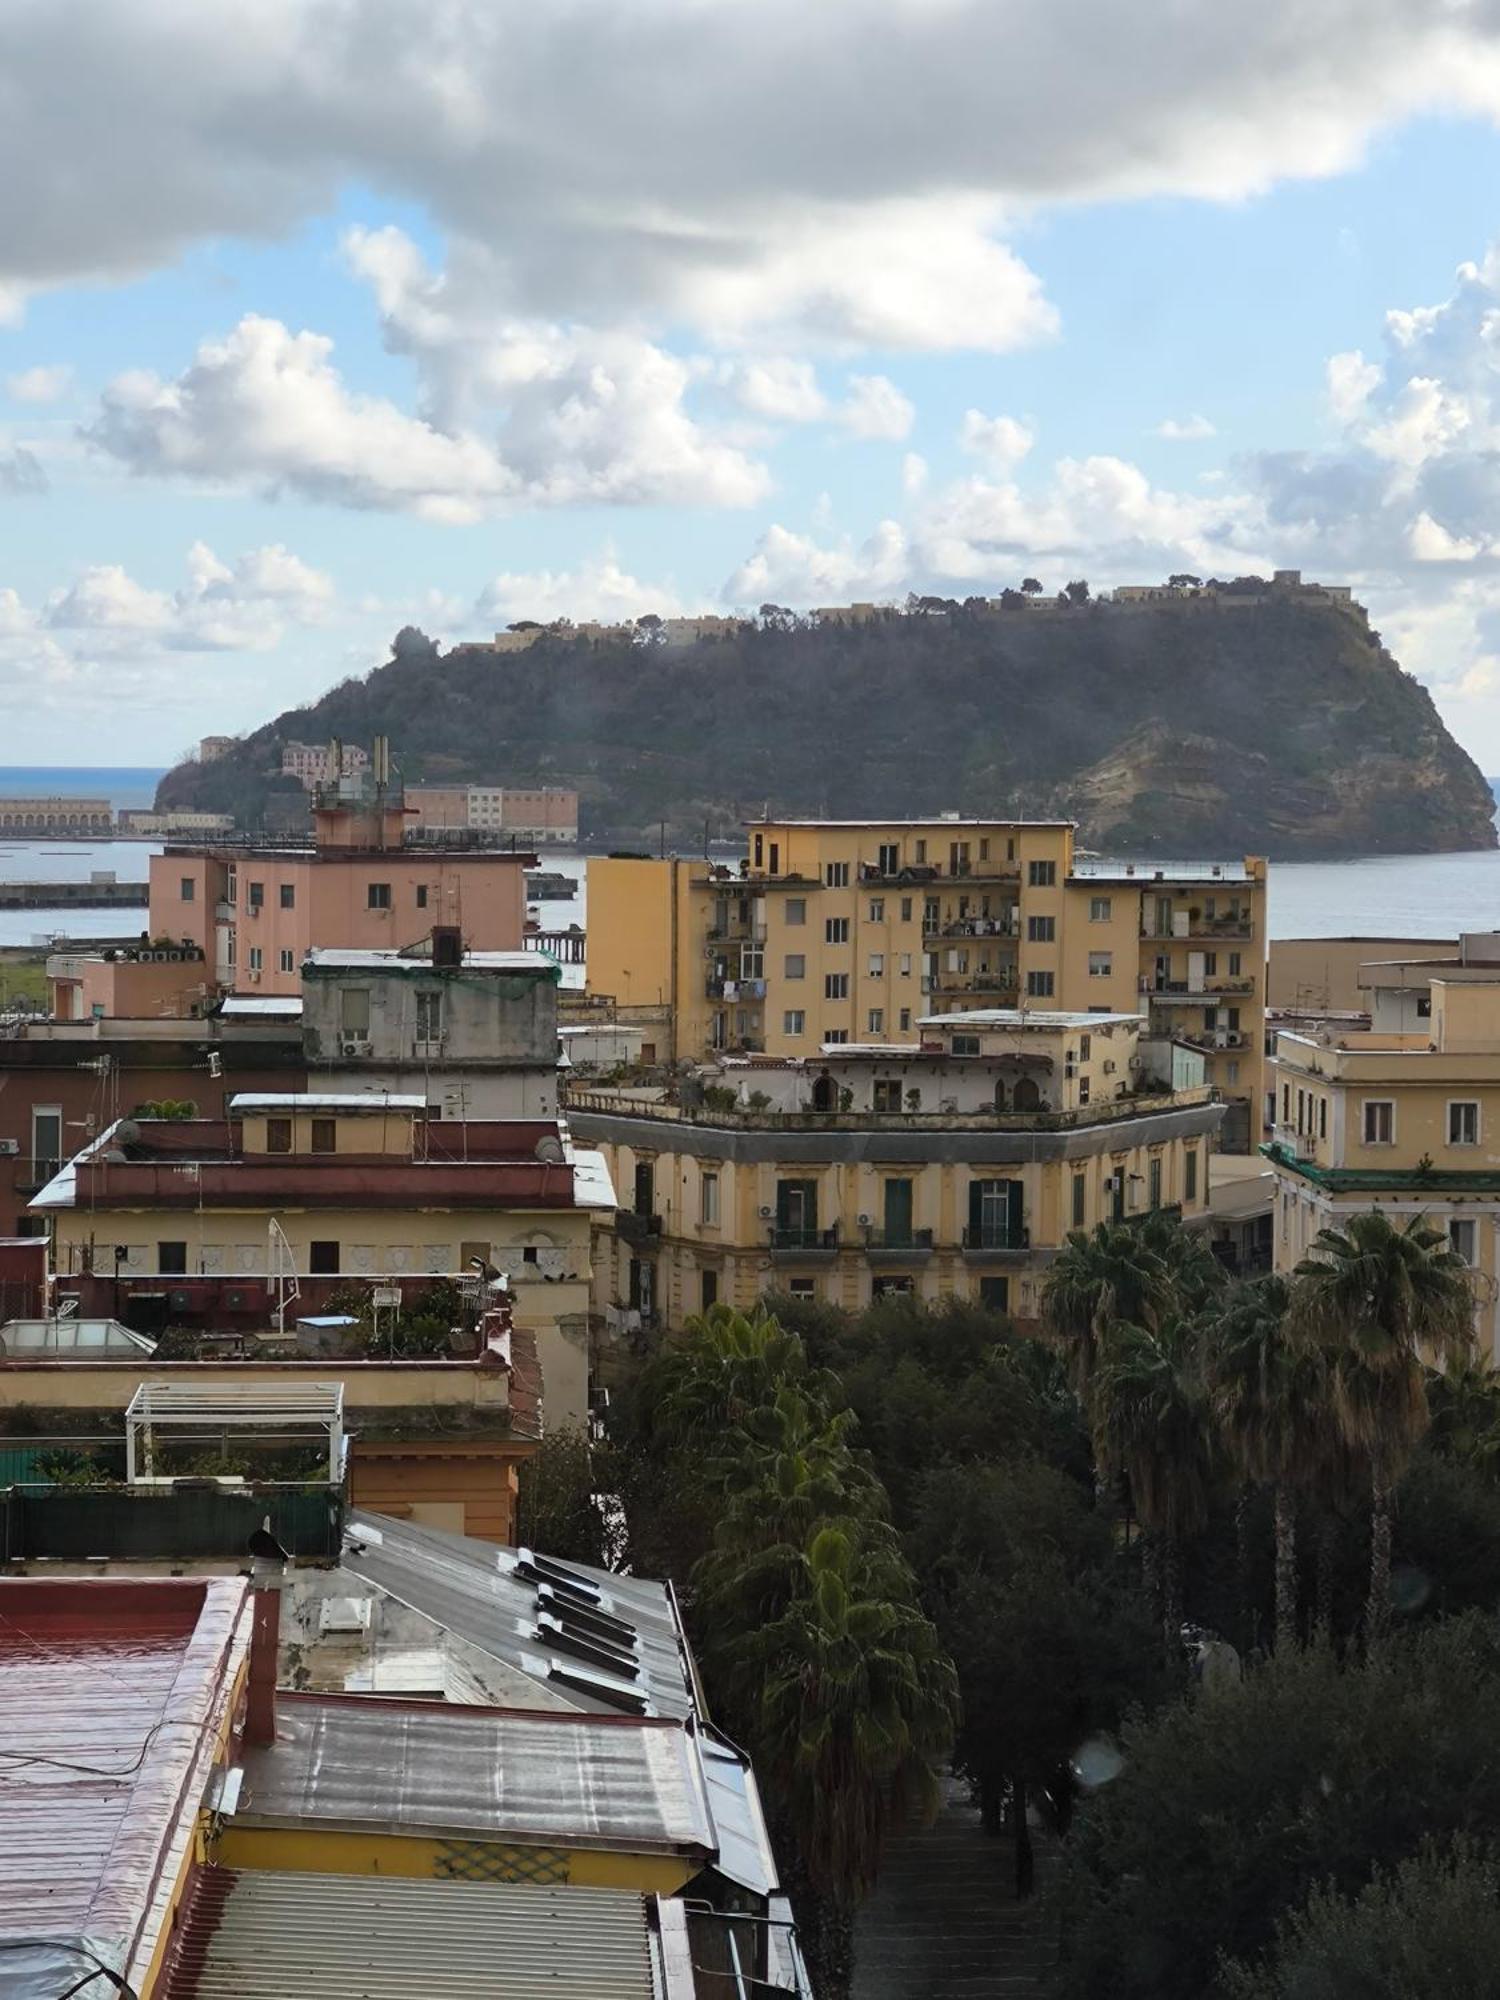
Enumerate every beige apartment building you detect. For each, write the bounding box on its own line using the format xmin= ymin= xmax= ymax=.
xmin=588 ymin=819 xmax=1267 ymax=1148
xmin=569 ymin=1008 xmax=1223 ymax=1329
xmin=406 ymin=784 xmax=579 ymax=844
xmin=1265 ymin=957 xmax=1500 ymax=1358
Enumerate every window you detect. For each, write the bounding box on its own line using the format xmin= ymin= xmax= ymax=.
xmin=1072 ymin=1173 xmax=1087 ymax=1228
xmin=1228 ymin=951 xmax=1241 ymax=975
xmin=900 ymin=897 xmax=913 ymax=922
xmin=1362 ymin=1100 xmax=1395 ymax=1145
xmin=1185 ymin=1148 xmax=1198 ymax=1202
xmin=1449 ymin=1101 xmax=1480 ymax=1147
xmin=248 ymin=946 xmax=263 ymax=972
xmin=279 ymin=949 xmax=295 ymax=974
xmin=1088 ymin=951 xmax=1112 ymax=977
xmin=1282 ymin=1083 xmax=1290 ymax=1121
xmin=416 ymin=884 xmax=429 ymax=909
xmin=883 ymin=1177 xmax=915 ymax=1244
xmin=753 ymin=833 xmax=764 ymax=867
xmin=1026 ymin=970 xmax=1055 ymax=998
xmin=775 ymin=1178 xmax=819 ymax=1244
xmin=873 ymin=1078 xmax=903 ymax=1112
xmin=247 ymin=881 xmax=264 ymax=911
xmin=1089 ymin=896 xmax=1112 ymax=921
xmin=1451 ymin=1218 xmax=1478 ymax=1265
xmin=367 ymin=882 xmax=392 ymax=910
xmin=783 ymin=1009 xmax=805 ymax=1036
xmin=899 ymin=953 xmax=912 ymax=976
xmin=701 ymin=1172 xmax=720 ymax=1225
xmin=1226 ymin=1060 xmax=1240 ymax=1084
xmin=31 ymin=1106 xmax=62 ymax=1182
xmin=279 ymin=882 xmax=295 ymax=909
xmin=785 ymin=898 xmax=806 ymax=926
xmin=914 ymin=840 xmax=927 ymax=862
xmin=784 ymin=953 xmax=806 ymax=979
xmin=1079 ymin=1033 xmax=1092 ymax=1060
xmin=825 ymin=861 xmax=850 ymax=887
xmin=877 ymin=842 xmax=899 ymax=874
xmin=868 ymin=1008 xmax=885 ymax=1033
xmin=158 ymin=1241 xmax=188 ymax=1276
xmin=979 ymin=837 xmax=990 ymax=860
xmin=769 ymin=843 xmax=779 ymax=873
xmin=969 ymin=1178 xmax=1023 ymax=1248
xmin=898 ymin=1008 xmax=911 ymax=1031
xmin=311 ymin=1117 xmax=338 ymax=1154
xmin=1079 ymin=1076 xmax=1090 ymax=1105
xmin=979 ymin=1276 xmax=1010 ymax=1312
xmin=825 ymin=916 xmax=849 ymax=944
xmin=416 ymin=990 xmax=444 ymax=1044
xmin=1027 ymin=914 xmax=1055 ymax=942
xmin=309 ymin=1240 xmax=340 ymax=1275
xmin=225 ymin=930 xmax=235 ymax=969
xmin=825 ymin=1029 xmax=850 ymax=1044
xmin=180 ymin=876 xmax=195 ymax=902
xmin=869 ymin=897 xmax=885 ymax=923
xmin=1148 ymin=1157 xmax=1163 ymax=1209
xmin=824 ymin=973 xmax=849 ymax=999
xmin=1319 ymin=1097 xmax=1327 ymax=1139
xmin=340 ymin=988 xmax=371 ymax=1036
xmin=225 ymin=865 xmax=238 ymax=906
xmin=1027 ymin=859 xmax=1056 ymax=887
xmin=868 ymin=952 xmax=885 ymax=976
xmin=951 ymin=1032 xmax=981 ymax=1056
xmin=266 ymin=1117 xmax=292 ymax=1154
xmin=700 ymin=1269 xmax=719 ymax=1311
xmin=1203 ymin=952 xmax=1218 ymax=975
xmin=788 ymin=1277 xmax=817 ymax=1299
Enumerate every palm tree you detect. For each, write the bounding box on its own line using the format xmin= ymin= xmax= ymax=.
xmin=1210 ymin=1275 xmax=1337 ymax=1650
xmin=1040 ymin=1221 xmax=1174 ymax=1394
xmin=1291 ymin=1210 xmax=1476 ymax=1643
xmin=1091 ymin=1312 xmax=1216 ymax=1654
xmin=718 ymin=1522 xmax=958 ymax=1998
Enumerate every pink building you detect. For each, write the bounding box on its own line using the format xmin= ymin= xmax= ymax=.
xmin=148 ymin=789 xmax=533 ymax=998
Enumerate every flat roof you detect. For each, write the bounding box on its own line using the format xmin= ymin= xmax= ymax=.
xmin=219 ymin=995 xmax=303 ymax=1018
xmin=303 ymin=949 xmax=551 ymax=975
xmin=917 ymin=1009 xmax=1142 ymax=1029
xmin=0 ymin=1317 xmax=156 ymax=1356
xmin=0 ymin=1578 xmax=248 ymax=1975
xmin=743 ymin=816 xmax=1074 ymax=829
xmin=1069 ymin=857 xmax=1254 ymax=882
xmin=228 ymin=1092 xmax=427 ymax=1113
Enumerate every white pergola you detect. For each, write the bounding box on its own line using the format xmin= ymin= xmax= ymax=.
xmin=124 ymin=1379 xmax=346 ymax=1484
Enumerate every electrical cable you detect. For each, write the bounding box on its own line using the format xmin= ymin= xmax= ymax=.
xmin=0 ymin=1938 xmax=137 ymax=1999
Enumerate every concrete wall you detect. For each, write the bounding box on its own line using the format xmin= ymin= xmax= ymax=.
xmin=1268 ymin=937 xmax=1453 ymax=1013
xmin=302 ymin=964 xmax=558 ymax=1070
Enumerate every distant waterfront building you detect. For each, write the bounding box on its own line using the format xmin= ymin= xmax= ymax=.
xmin=0 ymin=795 xmax=113 ymax=835
xmin=280 ymin=738 xmax=371 ymax=790
xmin=406 ymin=783 xmax=578 ymax=844
xmin=117 ymin=808 xmax=234 ymax=836
xmin=569 ymin=1008 xmax=1222 ymax=1329
xmin=588 ymin=818 xmax=1268 ymax=1150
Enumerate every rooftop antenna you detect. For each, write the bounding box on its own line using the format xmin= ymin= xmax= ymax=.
xmin=268 ymin=1217 xmax=300 ymax=1336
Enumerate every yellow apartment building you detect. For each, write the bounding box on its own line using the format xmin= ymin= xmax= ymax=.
xmin=569 ymin=1008 xmax=1224 ymax=1328
xmin=588 ymin=821 xmax=1267 ymax=1149
xmin=1265 ymin=969 xmax=1500 ymax=1358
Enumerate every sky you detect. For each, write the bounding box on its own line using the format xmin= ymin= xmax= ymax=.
xmin=12 ymin=7 xmax=1500 ymax=766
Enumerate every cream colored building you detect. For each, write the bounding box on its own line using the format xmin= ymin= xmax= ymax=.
xmin=1265 ymin=967 xmax=1500 ymax=1357
xmin=569 ymin=1009 xmax=1222 ymax=1329
xmin=588 ymin=820 xmax=1267 ymax=1149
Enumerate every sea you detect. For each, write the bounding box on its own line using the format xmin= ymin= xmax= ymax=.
xmin=0 ymin=762 xmax=1496 ymax=949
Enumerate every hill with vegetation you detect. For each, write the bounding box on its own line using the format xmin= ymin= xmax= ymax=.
xmin=159 ymin=586 xmax=1497 ymax=856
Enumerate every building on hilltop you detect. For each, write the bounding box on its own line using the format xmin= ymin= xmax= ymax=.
xmin=1263 ymin=935 xmax=1500 ymax=1356
xmin=406 ymin=783 xmax=579 ymax=843
xmin=280 ymin=737 xmax=371 ymax=790
xmin=569 ymin=1006 xmax=1223 ymax=1330
xmin=587 ymin=817 xmax=1267 ymax=1150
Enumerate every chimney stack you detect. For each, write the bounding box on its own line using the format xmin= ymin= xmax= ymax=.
xmin=244 ymin=1576 xmax=280 ymax=1746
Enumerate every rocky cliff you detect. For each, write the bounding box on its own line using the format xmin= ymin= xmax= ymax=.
xmin=160 ymin=591 xmax=1497 ymax=857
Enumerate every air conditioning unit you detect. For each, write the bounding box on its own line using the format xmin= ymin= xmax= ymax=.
xmin=857 ymin=1213 xmax=871 ymax=1226
xmin=246 ymin=970 xmax=261 ymax=984
xmin=758 ymin=1205 xmax=773 ymax=1218
xmin=0 ymin=1139 xmax=18 ymax=1156
xmin=340 ymin=1036 xmax=372 ymax=1057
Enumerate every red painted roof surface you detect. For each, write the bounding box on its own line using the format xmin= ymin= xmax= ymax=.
xmin=0 ymin=1578 xmax=248 ymax=1960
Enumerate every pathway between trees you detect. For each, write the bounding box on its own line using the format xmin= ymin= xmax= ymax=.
xmin=852 ymin=1781 xmax=1058 ymax=1999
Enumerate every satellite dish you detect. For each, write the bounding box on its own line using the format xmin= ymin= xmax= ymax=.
xmin=534 ymin=1135 xmax=565 ymax=1164
xmin=114 ymin=1119 xmax=141 ymax=1147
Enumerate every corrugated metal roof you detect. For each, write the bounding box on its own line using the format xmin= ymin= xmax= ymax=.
xmin=218 ymin=996 xmax=303 ymax=1017
xmin=165 ymin=1870 xmax=672 ymax=1998
xmin=236 ymin=1696 xmax=718 ymax=1856
xmin=340 ymin=1510 xmax=695 ymax=1721
xmin=228 ymin=1091 xmax=427 ymax=1112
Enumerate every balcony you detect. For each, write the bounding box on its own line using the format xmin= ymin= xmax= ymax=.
xmin=616 ymin=1209 xmax=663 ymax=1247
xmin=1140 ymin=921 xmax=1253 ymax=941
xmin=961 ymin=1225 xmax=1031 ymax=1258
xmin=768 ymin=1223 xmax=840 ymax=1260
xmin=706 ymin=975 xmax=767 ymax=1000
xmin=941 ymin=919 xmax=1018 ymax=939
xmin=863 ymin=1226 xmax=935 ymax=1261
xmin=1141 ymin=978 xmax=1256 ymax=1001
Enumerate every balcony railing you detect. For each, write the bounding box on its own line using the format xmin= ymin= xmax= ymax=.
xmin=961 ymin=1225 xmax=1031 ymax=1255
xmin=1141 ymin=977 xmax=1256 ymax=999
xmin=864 ymin=1226 xmax=935 ymax=1259
xmin=707 ymin=975 xmax=767 ymax=1000
xmin=768 ymin=1223 xmax=840 ymax=1256
xmin=616 ymin=1210 xmax=663 ymax=1246
xmin=565 ymin=1084 xmax=1217 ymax=1134
xmin=1140 ymin=922 xmax=1253 ymax=941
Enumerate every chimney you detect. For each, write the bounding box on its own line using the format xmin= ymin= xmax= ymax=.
xmin=432 ymin=924 xmax=462 ymax=969
xmin=244 ymin=1576 xmax=280 ymax=1746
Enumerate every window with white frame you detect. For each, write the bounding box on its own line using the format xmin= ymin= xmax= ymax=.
xmin=1449 ymin=1100 xmax=1480 ymax=1147
xmin=825 ymin=916 xmax=849 ymax=944
xmin=868 ymin=1008 xmax=884 ymax=1033
xmin=869 ymin=898 xmax=885 ymax=922
xmin=785 ymin=898 xmax=806 ymax=926
xmin=868 ymin=953 xmax=884 ymax=976
xmin=1026 ymin=970 xmax=1055 ymax=998
xmin=784 ymin=954 xmax=806 ymax=979
xmin=899 ymin=953 xmax=912 ymax=976
xmin=700 ymin=1172 xmax=720 ymax=1226
xmin=279 ymin=948 xmax=295 ymax=973
xmin=1088 ymin=951 xmax=1112 ymax=977
xmin=898 ymin=1008 xmax=911 ymax=1031
xmin=825 ymin=861 xmax=850 ymax=887
xmin=1450 ymin=1217 xmax=1478 ymax=1265
xmin=1089 ymin=896 xmax=1112 ymax=921
xmin=824 ymin=973 xmax=849 ymax=999
xmin=783 ymin=1009 xmax=805 ymax=1036
xmin=1362 ymin=1099 xmax=1395 ymax=1145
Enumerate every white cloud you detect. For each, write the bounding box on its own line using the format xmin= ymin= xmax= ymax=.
xmin=724 ymin=520 xmax=909 ymax=605
xmin=475 ymin=553 xmax=692 ymax=628
xmin=1156 ymin=413 xmax=1216 ymax=440
xmin=0 ymin=447 xmax=47 ymax=495
xmin=959 ymin=411 xmax=1034 ymax=472
xmin=5 ymin=364 xmax=71 ymax=403
xmin=901 ymin=452 xmax=929 ymax=496
xmin=39 ymin=541 xmax=333 ymax=653
xmin=836 ymin=374 xmax=915 ymax=441
xmin=718 ymin=358 xmax=827 ymax=424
